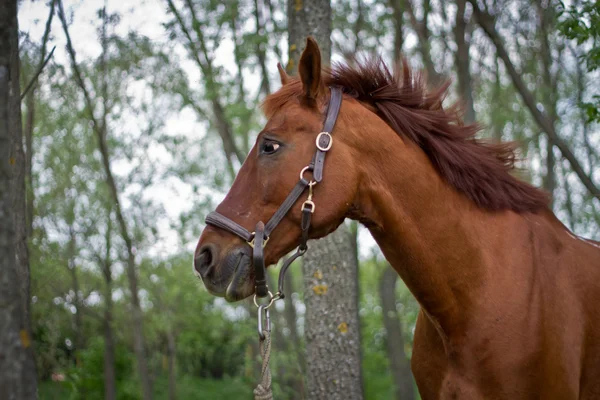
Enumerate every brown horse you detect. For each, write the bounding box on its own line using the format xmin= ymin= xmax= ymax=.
xmin=194 ymin=38 xmax=600 ymax=399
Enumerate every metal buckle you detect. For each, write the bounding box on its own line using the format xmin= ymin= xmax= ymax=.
xmin=248 ymin=232 xmax=270 ymax=249
xmin=316 ymin=132 xmax=333 ymax=151
xmin=302 ymin=200 xmax=315 ymax=213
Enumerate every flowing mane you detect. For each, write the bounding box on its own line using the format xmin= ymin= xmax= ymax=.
xmin=264 ymin=58 xmax=549 ymax=213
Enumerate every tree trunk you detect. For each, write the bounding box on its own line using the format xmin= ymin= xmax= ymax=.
xmin=287 ymin=0 xmax=331 ymax=73
xmin=388 ymin=0 xmax=404 ymax=61
xmin=454 ymin=0 xmax=475 ymax=124
xmin=103 ymin=290 xmax=117 ymax=400
xmin=67 ymin=225 xmax=84 ymax=362
xmin=302 ymin=227 xmax=363 ymax=399
xmin=288 ymin=2 xmax=363 ymax=398
xmin=380 ymin=267 xmax=414 ymax=400
xmin=283 ymin=273 xmax=304 ymax=374
xmin=0 ymin=1 xmax=38 ymax=398
xmin=538 ymin=0 xmax=557 ymax=205
xmin=23 ymin=91 xmax=35 ymax=237
xmin=167 ymin=330 xmax=177 ymax=400
xmin=404 ymin=0 xmax=442 ymax=85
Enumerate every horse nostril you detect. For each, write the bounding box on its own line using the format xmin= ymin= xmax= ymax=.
xmin=194 ymin=245 xmax=215 ymax=278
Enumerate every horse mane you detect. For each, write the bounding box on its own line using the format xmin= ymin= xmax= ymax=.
xmin=264 ymin=57 xmax=549 ymax=213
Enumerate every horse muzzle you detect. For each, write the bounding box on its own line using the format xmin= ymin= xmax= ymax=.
xmin=194 ymin=244 xmax=254 ymax=302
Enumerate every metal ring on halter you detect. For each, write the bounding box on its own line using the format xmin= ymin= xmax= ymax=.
xmin=253 ymin=290 xmax=277 ymax=308
xmin=300 ymin=165 xmax=316 ymax=181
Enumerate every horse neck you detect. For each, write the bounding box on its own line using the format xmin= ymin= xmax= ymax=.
xmin=348 ymin=120 xmax=505 ymax=337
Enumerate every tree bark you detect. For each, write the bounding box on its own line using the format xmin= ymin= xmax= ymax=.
xmin=379 ymin=267 xmax=414 ymax=400
xmin=302 ymin=227 xmax=363 ymax=399
xmin=58 ymin=3 xmax=153 ymax=398
xmin=469 ymin=1 xmax=600 ymax=200
xmin=287 ymin=0 xmax=331 ymax=73
xmin=537 ymin=0 xmax=557 ymax=205
xmin=0 ymin=1 xmax=38 ymax=397
xmin=253 ymin=0 xmax=271 ymax=96
xmin=23 ymin=91 xmax=35 ymax=236
xmin=388 ymin=0 xmax=404 ymax=61
xmin=288 ymin=1 xmax=363 ymax=398
xmin=454 ymin=0 xmax=475 ymax=124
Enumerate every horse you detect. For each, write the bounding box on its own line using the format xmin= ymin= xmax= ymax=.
xmin=194 ymin=37 xmax=600 ymax=399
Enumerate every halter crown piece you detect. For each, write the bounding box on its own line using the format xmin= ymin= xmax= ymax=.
xmin=204 ymin=86 xmax=343 ymax=302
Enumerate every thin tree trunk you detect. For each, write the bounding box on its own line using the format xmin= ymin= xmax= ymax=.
xmin=254 ymin=0 xmax=271 ymax=96
xmin=537 ymin=0 xmax=557 ymax=206
xmin=404 ymin=0 xmax=442 ymax=84
xmin=58 ymin=3 xmax=153 ymax=398
xmin=102 ymin=195 xmax=116 ymax=400
xmin=492 ymin=56 xmax=502 ymax=142
xmin=380 ymin=267 xmax=414 ymax=400
xmin=469 ymin=1 xmax=600 ymax=200
xmin=0 ymin=1 xmax=38 ymax=397
xmin=24 ymin=91 xmax=35 ymax=236
xmin=283 ymin=273 xmax=304 ymax=374
xmin=454 ymin=0 xmax=475 ymax=124
xmin=23 ymin=0 xmax=54 ymax=238
xmin=67 ymin=225 xmax=84 ymax=362
xmin=288 ymin=1 xmax=363 ymax=397
xmin=388 ymin=0 xmax=404 ymax=61
xmin=103 ymin=289 xmax=116 ymax=400
xmin=167 ymin=330 xmax=177 ymax=400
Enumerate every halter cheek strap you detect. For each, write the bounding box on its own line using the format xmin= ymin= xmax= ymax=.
xmin=204 ymin=86 xmax=343 ymax=299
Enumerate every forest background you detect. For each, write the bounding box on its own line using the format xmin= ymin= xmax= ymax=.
xmin=9 ymin=0 xmax=600 ymax=398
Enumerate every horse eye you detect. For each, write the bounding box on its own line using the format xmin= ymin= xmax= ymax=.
xmin=261 ymin=140 xmax=281 ymax=155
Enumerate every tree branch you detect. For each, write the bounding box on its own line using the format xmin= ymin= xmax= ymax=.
xmin=166 ymin=0 xmax=243 ymax=177
xmin=469 ymin=1 xmax=600 ymax=200
xmin=20 ymin=46 xmax=55 ymax=101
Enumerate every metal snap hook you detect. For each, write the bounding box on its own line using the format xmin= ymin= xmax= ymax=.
xmin=257 ymin=305 xmax=271 ymax=340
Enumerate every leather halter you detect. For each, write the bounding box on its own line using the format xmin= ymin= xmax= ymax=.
xmin=205 ymin=86 xmax=343 ymax=299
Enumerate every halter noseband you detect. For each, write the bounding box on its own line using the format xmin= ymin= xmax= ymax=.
xmin=204 ymin=86 xmax=343 ymax=300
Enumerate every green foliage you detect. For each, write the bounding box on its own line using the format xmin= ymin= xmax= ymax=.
xmin=61 ymin=338 xmax=138 ymax=400
xmin=558 ymin=0 xmax=600 ymax=123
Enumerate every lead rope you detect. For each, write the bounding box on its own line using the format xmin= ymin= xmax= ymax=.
xmin=253 ymin=330 xmax=273 ymax=400
xmin=254 ymin=305 xmax=273 ymax=399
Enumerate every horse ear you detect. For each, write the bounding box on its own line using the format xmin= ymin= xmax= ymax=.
xmin=277 ymin=62 xmax=289 ymax=85
xmin=298 ymin=37 xmax=325 ymax=100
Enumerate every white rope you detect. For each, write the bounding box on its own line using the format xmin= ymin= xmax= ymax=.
xmin=253 ymin=330 xmax=273 ymax=400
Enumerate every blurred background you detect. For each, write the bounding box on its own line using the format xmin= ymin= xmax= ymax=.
xmin=18 ymin=0 xmax=599 ymax=398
